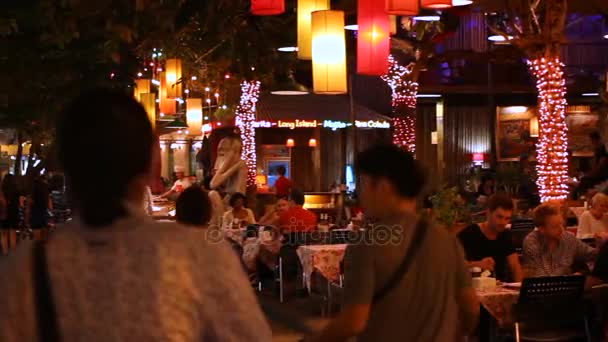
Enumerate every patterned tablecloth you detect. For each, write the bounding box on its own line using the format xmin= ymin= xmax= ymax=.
xmin=477 ymin=286 xmax=520 ymax=325
xmin=297 ymin=244 xmax=348 ymax=291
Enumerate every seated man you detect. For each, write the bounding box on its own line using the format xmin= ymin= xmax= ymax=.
xmin=523 ymin=203 xmax=596 ymax=277
xmin=160 ymin=166 xmax=193 ymax=200
xmin=458 ymin=193 xmax=524 ymax=282
xmin=278 ymin=189 xmax=317 ymax=233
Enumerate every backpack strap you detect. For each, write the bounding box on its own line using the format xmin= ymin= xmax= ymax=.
xmin=373 ymin=217 xmax=429 ymax=303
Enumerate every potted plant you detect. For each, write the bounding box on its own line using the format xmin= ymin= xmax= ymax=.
xmin=430 ymin=186 xmax=472 ymax=234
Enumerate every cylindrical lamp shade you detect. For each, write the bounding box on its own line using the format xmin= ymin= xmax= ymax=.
xmin=421 ymin=0 xmax=452 ymax=9
xmin=386 ymin=0 xmax=419 ymax=15
xmin=186 ymin=98 xmax=203 ymax=136
xmin=311 ymin=10 xmax=347 ymax=94
xmin=357 ymin=0 xmax=390 ymax=76
xmin=140 ymin=93 xmax=156 ymax=130
xmin=251 ymin=0 xmax=285 ymax=15
xmin=165 ymin=59 xmax=182 ymax=99
xmin=297 ymin=0 xmax=331 ymax=60
xmin=389 ymin=15 xmax=397 ymax=35
xmin=530 ymin=116 xmax=539 ymax=137
xmin=159 ymin=72 xmax=176 ymax=115
xmin=133 ymin=79 xmax=151 ymax=101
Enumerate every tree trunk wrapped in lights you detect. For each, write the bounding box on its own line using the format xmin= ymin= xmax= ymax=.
xmin=528 ymin=57 xmax=569 ymax=201
xmin=486 ymin=0 xmax=570 ymax=202
xmin=382 ymin=55 xmax=419 ymax=153
xmin=235 ymin=80 xmax=261 ymax=187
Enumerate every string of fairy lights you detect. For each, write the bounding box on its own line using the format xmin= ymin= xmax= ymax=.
xmin=234 ymin=80 xmax=261 ymax=187
xmin=382 ymin=55 xmax=418 ymax=153
xmin=528 ymin=57 xmax=569 ymax=202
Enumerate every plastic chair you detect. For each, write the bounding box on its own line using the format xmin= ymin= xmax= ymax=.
xmin=514 ymin=275 xmax=590 ymax=342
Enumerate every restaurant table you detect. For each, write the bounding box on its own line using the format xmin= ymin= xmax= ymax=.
xmin=476 ymin=285 xmax=520 ymax=326
xmin=296 ymin=244 xmax=347 ymax=291
xmin=151 ymin=201 xmax=175 ymax=220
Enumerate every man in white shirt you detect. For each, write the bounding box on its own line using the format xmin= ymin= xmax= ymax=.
xmin=160 ymin=166 xmax=193 ymax=200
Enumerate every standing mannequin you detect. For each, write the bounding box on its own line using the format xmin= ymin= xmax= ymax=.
xmin=210 ymin=136 xmax=247 ymax=198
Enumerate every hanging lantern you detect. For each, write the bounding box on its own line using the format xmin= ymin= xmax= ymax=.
xmin=297 ymin=0 xmax=330 ymax=60
xmin=286 ymin=138 xmax=295 ymax=147
xmin=251 ymin=0 xmax=285 ymax=15
xmin=139 ymin=93 xmax=156 ymax=130
xmin=165 ymin=59 xmax=182 ymax=99
xmin=386 ymin=0 xmax=419 ymax=15
xmin=159 ymin=72 xmax=176 ymax=115
xmin=357 ymin=0 xmax=390 ymax=76
xmin=311 ymin=10 xmax=347 ymax=94
xmin=389 ymin=15 xmax=397 ymax=35
xmin=421 ymin=0 xmax=452 ymax=9
xmin=308 ymin=138 xmax=317 ymax=147
xmin=186 ymin=98 xmax=203 ymax=136
xmin=133 ymin=79 xmax=151 ymax=101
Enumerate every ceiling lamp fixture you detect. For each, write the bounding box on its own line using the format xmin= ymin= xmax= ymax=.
xmin=604 ymin=33 xmax=608 ymax=39
xmin=421 ymin=0 xmax=452 ymax=9
xmin=277 ymin=46 xmax=298 ymax=52
xmin=452 ymin=0 xmax=473 ymax=5
xmin=344 ymin=24 xmax=359 ymax=30
xmin=386 ymin=0 xmax=419 ymax=15
xmin=488 ymin=34 xmax=513 ymax=42
xmin=416 ymin=94 xmax=442 ymax=98
xmin=581 ymin=93 xmax=599 ymax=97
xmin=413 ymin=15 xmax=441 ymax=22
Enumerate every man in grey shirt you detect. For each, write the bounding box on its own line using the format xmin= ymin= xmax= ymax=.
xmin=306 ymin=144 xmax=479 ymax=342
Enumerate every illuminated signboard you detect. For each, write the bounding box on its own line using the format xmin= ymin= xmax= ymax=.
xmin=251 ymin=119 xmax=390 ymax=130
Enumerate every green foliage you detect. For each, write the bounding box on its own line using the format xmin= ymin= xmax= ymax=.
xmin=430 ymin=186 xmax=471 ymax=228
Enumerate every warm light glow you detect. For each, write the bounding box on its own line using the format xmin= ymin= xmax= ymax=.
xmin=256 ymin=174 xmax=268 ymax=185
xmin=344 ymin=24 xmax=359 ymax=30
xmin=421 ymin=0 xmax=452 ymax=8
xmin=472 ymin=153 xmax=484 ymax=164
xmin=159 ymin=72 xmax=176 ymax=115
xmin=386 ymin=0 xmax=419 ymax=15
xmin=311 ymin=10 xmax=348 ymax=94
xmin=251 ymin=0 xmax=285 ymax=15
xmin=278 ymin=46 xmax=299 ymax=52
xmin=529 ymin=116 xmax=539 ymax=137
xmin=133 ymin=79 xmax=151 ymax=101
xmin=139 ymin=93 xmax=156 ymax=130
xmin=165 ymin=59 xmax=182 ymax=98
xmin=357 ymin=0 xmax=390 ymax=76
xmin=297 ymin=0 xmax=330 ymax=60
xmin=501 ymin=106 xmax=528 ymax=114
xmin=528 ymin=57 xmax=569 ymax=202
xmin=382 ymin=55 xmax=418 ymax=152
xmin=431 ymin=131 xmax=438 ymax=144
xmin=286 ymin=138 xmax=295 ymax=147
xmin=235 ymin=81 xmax=261 ymax=187
xmin=186 ymin=98 xmax=203 ymax=136
xmin=413 ymin=15 xmax=441 ymax=22
xmin=308 ymin=138 xmax=317 ymax=147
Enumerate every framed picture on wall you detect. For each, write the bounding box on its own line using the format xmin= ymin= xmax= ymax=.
xmin=566 ymin=112 xmax=599 ymax=157
xmin=496 ymin=106 xmax=537 ymax=161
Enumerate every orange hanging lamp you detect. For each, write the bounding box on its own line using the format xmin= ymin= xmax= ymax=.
xmin=357 ymin=0 xmax=390 ymax=76
xmin=421 ymin=0 xmax=452 ymax=9
xmin=386 ymin=0 xmax=419 ymax=15
xmin=251 ymin=0 xmax=285 ymax=15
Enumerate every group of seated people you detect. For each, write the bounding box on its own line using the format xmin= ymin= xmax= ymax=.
xmin=458 ymin=193 xmax=608 ymax=287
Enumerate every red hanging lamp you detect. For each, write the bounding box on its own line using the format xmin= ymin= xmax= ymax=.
xmin=251 ymin=0 xmax=285 ymax=15
xmin=421 ymin=0 xmax=453 ymax=9
xmin=358 ymin=0 xmax=390 ymax=75
xmin=386 ymin=0 xmax=419 ymax=15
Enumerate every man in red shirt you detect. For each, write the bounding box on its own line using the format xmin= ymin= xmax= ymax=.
xmin=274 ymin=166 xmax=292 ymax=198
xmin=278 ymin=189 xmax=317 ymax=233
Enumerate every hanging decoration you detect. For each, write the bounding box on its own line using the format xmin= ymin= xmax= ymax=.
xmin=386 ymin=0 xmax=419 ymax=15
xmin=297 ymin=0 xmax=330 ymax=60
xmin=133 ymin=79 xmax=151 ymax=101
xmin=382 ymin=55 xmax=418 ymax=153
xmin=235 ymin=81 xmax=261 ymax=187
xmin=159 ymin=72 xmax=176 ymax=115
xmin=165 ymin=58 xmax=182 ymax=99
xmin=528 ymin=57 xmax=569 ymax=202
xmin=139 ymin=93 xmax=156 ymax=130
xmin=251 ymin=0 xmax=285 ymax=15
xmin=421 ymin=0 xmax=452 ymax=9
xmin=311 ymin=10 xmax=347 ymax=94
xmin=186 ymin=98 xmax=203 ymax=136
xmin=357 ymin=0 xmax=390 ymax=76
